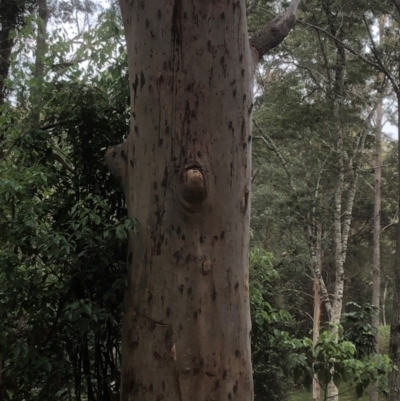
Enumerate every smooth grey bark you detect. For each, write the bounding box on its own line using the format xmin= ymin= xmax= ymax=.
xmin=111 ymin=2 xmax=255 ymax=400
xmin=313 ymin=224 xmax=322 ymax=401
xmin=370 ymin=17 xmax=385 ymax=401
xmin=250 ymin=0 xmax=302 ymax=57
xmin=107 ymin=1 xmax=301 ymax=400
xmin=388 ymin=88 xmax=400 ymax=401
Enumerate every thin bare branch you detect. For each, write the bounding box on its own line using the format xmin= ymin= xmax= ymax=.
xmin=253 ymin=120 xmax=296 ymax=191
xmin=298 ymin=20 xmax=399 ymax=92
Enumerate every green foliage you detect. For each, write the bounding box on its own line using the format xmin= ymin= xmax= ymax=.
xmin=0 ymin=8 xmax=129 ymax=401
xmin=379 ymin=325 xmax=391 ymax=356
xmin=287 ymin=329 xmax=394 ymax=399
xmin=341 ymin=302 xmax=377 ymax=359
xmin=250 ymin=247 xmax=294 ymax=401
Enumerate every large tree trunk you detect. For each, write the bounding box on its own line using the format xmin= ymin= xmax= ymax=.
xmin=388 ymin=89 xmax=400 ymax=401
xmin=110 ymin=1 xmax=254 ymax=400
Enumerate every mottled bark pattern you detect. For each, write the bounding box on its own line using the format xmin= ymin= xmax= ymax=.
xmin=115 ymin=1 xmax=254 ymax=400
xmin=388 ymin=90 xmax=400 ymax=401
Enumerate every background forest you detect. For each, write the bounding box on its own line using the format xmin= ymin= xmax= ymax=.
xmin=0 ymin=0 xmax=399 ymax=400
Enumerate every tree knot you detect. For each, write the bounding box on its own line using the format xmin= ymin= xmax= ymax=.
xmin=182 ymin=167 xmax=206 ymax=203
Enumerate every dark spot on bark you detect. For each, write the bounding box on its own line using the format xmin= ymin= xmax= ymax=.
xmin=145 ymin=18 xmax=150 ymax=28
xmin=149 ymin=384 xmax=153 ymax=393
xmin=130 ymin=159 xmax=134 ymax=167
xmin=139 ymin=1 xmax=144 ymax=8
xmin=140 ymin=71 xmax=146 ymax=90
xmin=127 ymin=328 xmax=139 ymax=349
xmin=153 ymin=350 xmax=161 ymax=359
xmin=134 ymin=125 xmax=138 ymax=133
xmin=223 ymin=370 xmax=227 ymax=380
xmin=198 ymin=307 xmax=201 ymax=315
xmin=193 ymin=311 xmax=198 ymax=319
xmin=128 ymin=252 xmax=133 ymax=265
xmin=165 ymin=326 xmax=173 ymax=342
xmin=154 ymin=181 xmax=158 ymax=190
xmin=221 ymin=231 xmax=225 ymax=239
xmin=214 ymin=379 xmax=220 ymax=390
xmin=181 ymin=234 xmax=186 ymax=241
xmin=131 ymin=111 xmax=136 ymax=118
xmin=213 ymin=235 xmax=218 ymax=241
xmin=156 ymin=233 xmax=164 ymax=255
xmin=248 ymin=135 xmax=252 ymax=142
xmin=235 ymin=350 xmax=240 ymax=358
xmin=132 ymin=74 xmax=139 ymax=102
xmin=248 ymin=102 xmax=254 ymax=114
xmin=177 ymin=226 xmax=181 ymax=235
xmin=173 ymin=249 xmax=182 ymax=264
xmin=156 ymin=395 xmax=164 ymax=401
xmin=243 ymin=94 xmax=247 ymax=102
xmin=233 ymin=380 xmax=238 ymax=393
xmin=197 ymin=150 xmax=202 ymax=157
xmin=233 ymin=89 xmax=236 ymax=97
xmin=161 ymin=295 xmax=164 ymax=306
xmin=158 ymin=138 xmax=164 ymax=146
xmin=112 ymin=150 xmax=116 ymax=158
xmin=147 ymin=292 xmax=153 ymax=306
xmin=149 ymin=320 xmax=156 ymax=331
xmin=228 ymin=393 xmax=232 ymax=400
xmin=162 ymin=381 xmax=165 ymax=390
xmin=211 ymin=285 xmax=217 ymax=302
xmin=166 ymin=307 xmax=171 ymax=317
xmin=241 ymin=69 xmax=245 ymax=77
xmin=155 ymin=195 xmax=159 ymax=202
xmin=171 ymin=0 xmax=183 ymax=47
xmin=235 ymin=282 xmax=239 ymax=290
xmin=199 ymin=235 xmax=204 ymax=244
xmin=187 ymin=287 xmax=192 ymax=295
xmin=179 ymin=284 xmax=184 ymax=295
xmin=220 ymin=12 xmax=225 ymax=19
xmin=162 ymin=166 xmax=169 ymax=188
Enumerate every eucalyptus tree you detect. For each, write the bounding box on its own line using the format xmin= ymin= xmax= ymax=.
xmin=105 ymin=0 xmax=302 ymax=400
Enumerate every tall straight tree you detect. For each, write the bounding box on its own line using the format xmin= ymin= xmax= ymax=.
xmin=370 ymin=15 xmax=386 ymax=401
xmin=106 ymin=0 xmax=301 ymax=400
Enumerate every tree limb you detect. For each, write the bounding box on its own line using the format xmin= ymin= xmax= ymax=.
xmin=253 ymin=119 xmax=296 ymax=191
xmin=298 ymin=19 xmax=399 ymax=93
xmin=250 ymin=0 xmax=302 ymax=60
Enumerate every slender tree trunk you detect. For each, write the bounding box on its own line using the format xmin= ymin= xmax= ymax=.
xmin=110 ymin=2 xmax=254 ymax=400
xmin=382 ymin=279 xmax=388 ymax=326
xmin=388 ymin=88 xmax=400 ymax=401
xmin=370 ymin=19 xmax=385 ymax=401
xmin=32 ymin=0 xmax=48 ymax=125
xmin=313 ymin=224 xmax=322 ymax=401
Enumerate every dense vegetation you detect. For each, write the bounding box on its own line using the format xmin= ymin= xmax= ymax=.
xmin=0 ymin=0 xmax=399 ymax=400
